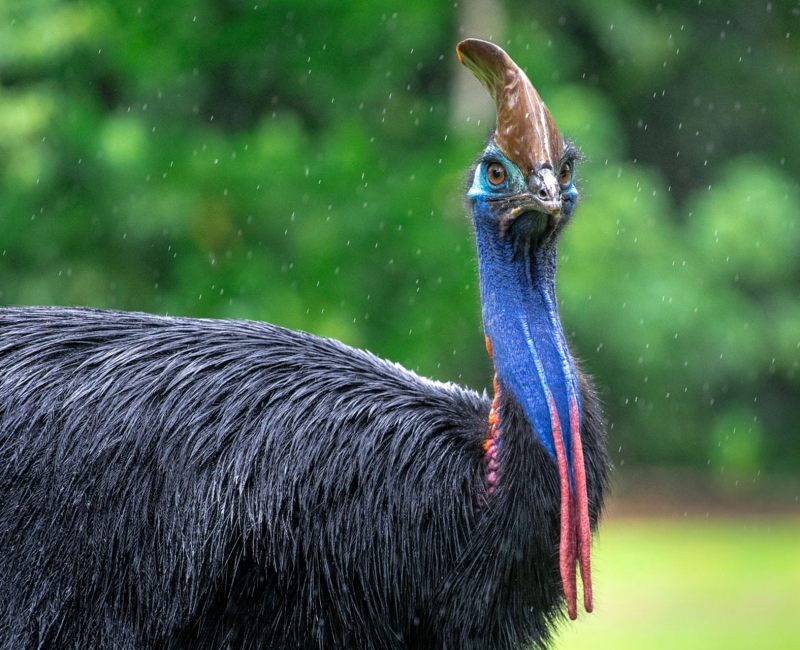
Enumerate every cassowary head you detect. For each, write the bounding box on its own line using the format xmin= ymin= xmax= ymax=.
xmin=458 ymin=38 xmax=581 ymax=244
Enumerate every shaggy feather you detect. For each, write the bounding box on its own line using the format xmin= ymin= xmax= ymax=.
xmin=0 ymin=306 xmax=606 ymax=649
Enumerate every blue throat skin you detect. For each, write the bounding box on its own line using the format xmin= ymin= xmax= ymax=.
xmin=469 ymin=148 xmax=581 ymax=484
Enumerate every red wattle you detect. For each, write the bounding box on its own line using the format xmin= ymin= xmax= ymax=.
xmin=548 ymin=395 xmax=578 ymax=620
xmin=549 ymin=394 xmax=593 ymax=620
xmin=570 ymin=396 xmax=593 ymax=613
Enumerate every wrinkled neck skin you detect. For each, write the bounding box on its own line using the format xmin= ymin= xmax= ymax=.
xmin=471 ymin=200 xmax=581 ymax=483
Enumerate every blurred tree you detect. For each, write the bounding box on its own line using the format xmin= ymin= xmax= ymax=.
xmin=0 ymin=0 xmax=798 ymax=477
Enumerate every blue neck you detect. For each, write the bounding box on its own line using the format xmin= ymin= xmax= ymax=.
xmin=473 ymin=209 xmax=582 ymax=482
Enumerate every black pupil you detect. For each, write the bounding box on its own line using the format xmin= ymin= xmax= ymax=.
xmin=490 ymin=166 xmax=503 ymax=181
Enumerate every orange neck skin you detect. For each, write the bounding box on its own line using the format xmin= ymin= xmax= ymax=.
xmin=483 ymin=337 xmax=501 ymax=496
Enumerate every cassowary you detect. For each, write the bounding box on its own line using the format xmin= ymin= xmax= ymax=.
xmin=0 ymin=40 xmax=608 ymax=650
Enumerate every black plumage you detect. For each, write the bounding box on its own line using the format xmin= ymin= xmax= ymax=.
xmin=0 ymin=308 xmax=605 ymax=649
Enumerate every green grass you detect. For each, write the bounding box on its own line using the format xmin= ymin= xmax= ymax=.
xmin=554 ymin=518 xmax=800 ymax=650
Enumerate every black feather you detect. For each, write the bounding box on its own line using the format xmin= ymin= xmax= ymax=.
xmin=0 ymin=301 xmax=606 ymax=650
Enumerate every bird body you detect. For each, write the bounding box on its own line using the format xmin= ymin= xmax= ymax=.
xmin=0 ymin=40 xmax=609 ymax=649
xmin=0 ymin=308 xmax=486 ymax=648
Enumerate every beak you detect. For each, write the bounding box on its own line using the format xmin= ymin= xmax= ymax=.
xmin=503 ymin=168 xmax=562 ymax=228
xmin=527 ymin=167 xmax=562 ymax=216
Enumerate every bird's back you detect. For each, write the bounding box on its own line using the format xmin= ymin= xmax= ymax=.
xmin=0 ymin=306 xmax=489 ymax=649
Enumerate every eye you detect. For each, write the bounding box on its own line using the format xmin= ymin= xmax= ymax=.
xmin=486 ymin=163 xmax=507 ymax=186
xmin=558 ymin=161 xmax=573 ymax=186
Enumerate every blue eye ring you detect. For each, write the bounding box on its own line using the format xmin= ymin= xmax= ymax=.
xmin=486 ymin=162 xmax=507 ymax=187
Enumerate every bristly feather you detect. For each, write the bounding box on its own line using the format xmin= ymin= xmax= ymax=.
xmin=0 ymin=306 xmax=606 ymax=649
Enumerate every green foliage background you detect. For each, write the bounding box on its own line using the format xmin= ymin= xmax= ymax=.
xmin=1 ymin=0 xmax=799 ymax=480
